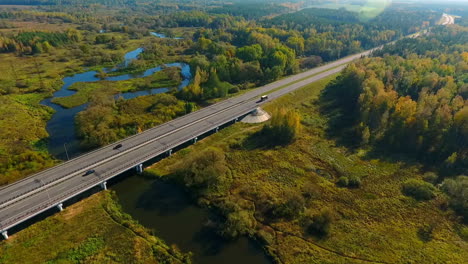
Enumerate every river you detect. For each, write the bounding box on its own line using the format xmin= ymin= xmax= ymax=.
xmin=40 ymin=43 xmax=271 ymax=263
xmin=40 ymin=48 xmax=190 ymax=160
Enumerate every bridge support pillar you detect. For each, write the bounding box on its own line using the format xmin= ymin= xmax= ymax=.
xmin=234 ymin=117 xmax=238 ymax=123
xmin=101 ymin=181 xmax=107 ymax=190
xmin=57 ymin=203 xmax=63 ymax=211
xmin=135 ymin=164 xmax=143 ymax=174
xmin=1 ymin=231 xmax=8 ymax=240
xmin=167 ymin=149 xmax=172 ymax=156
xmin=193 ymin=137 xmax=198 ymax=143
xmin=215 ymin=127 xmax=219 ymax=133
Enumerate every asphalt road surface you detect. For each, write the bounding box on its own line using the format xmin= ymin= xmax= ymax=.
xmin=0 ymin=47 xmax=376 ymax=234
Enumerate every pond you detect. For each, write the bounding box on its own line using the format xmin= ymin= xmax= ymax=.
xmin=112 ymin=175 xmax=272 ymax=264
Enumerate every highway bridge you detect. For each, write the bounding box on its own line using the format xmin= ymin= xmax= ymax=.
xmin=0 ymin=48 xmax=376 ymax=240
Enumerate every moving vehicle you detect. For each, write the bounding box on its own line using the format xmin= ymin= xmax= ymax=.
xmin=113 ymin=143 xmax=123 ymax=150
xmin=83 ymin=169 xmax=95 ymax=176
xmin=260 ymin=95 xmax=268 ymax=101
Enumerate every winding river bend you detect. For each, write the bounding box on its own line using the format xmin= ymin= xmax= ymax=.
xmin=40 ymin=48 xmax=191 ymax=160
xmin=41 ymin=44 xmax=271 ymax=263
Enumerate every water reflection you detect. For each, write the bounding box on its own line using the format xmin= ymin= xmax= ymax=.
xmin=40 ymin=47 xmax=191 ymax=159
xmin=150 ymin=32 xmax=184 ymax=39
xmin=112 ymin=175 xmax=271 ymax=264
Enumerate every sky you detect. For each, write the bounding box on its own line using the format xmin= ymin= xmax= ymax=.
xmin=399 ymin=0 xmax=468 ymax=2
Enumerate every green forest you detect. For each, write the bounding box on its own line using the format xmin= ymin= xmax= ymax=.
xmin=321 ymin=25 xmax=467 ymax=174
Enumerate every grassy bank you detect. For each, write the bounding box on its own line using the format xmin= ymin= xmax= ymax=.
xmin=51 ymin=68 xmax=181 ymax=108
xmin=0 ymin=35 xmax=158 ymax=185
xmin=0 ymin=191 xmax=191 ymax=264
xmin=146 ymin=75 xmax=468 ymax=263
xmin=0 ymin=93 xmax=58 ymax=185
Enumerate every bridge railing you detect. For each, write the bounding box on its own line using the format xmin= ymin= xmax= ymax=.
xmin=0 ymin=106 xmax=256 ymax=232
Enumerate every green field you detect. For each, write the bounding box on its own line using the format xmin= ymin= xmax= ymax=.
xmin=146 ymin=75 xmax=468 ymax=263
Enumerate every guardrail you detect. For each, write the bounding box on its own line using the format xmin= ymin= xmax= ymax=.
xmin=0 ymin=97 xmax=255 ymax=207
xmin=0 ymin=106 xmax=256 ymax=233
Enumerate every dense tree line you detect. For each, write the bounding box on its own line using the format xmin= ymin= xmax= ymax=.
xmin=209 ymin=3 xmax=289 ymax=19
xmin=147 ymin=6 xmax=442 ymax=97
xmin=154 ymin=10 xmax=243 ymax=29
xmin=188 ymin=35 xmax=296 ymax=87
xmin=0 ymin=29 xmax=79 ymax=54
xmin=373 ymin=25 xmax=468 ymax=59
xmin=0 ymin=10 xmax=78 ymax=23
xmin=262 ymin=7 xmax=440 ymax=60
xmin=321 ymin=26 xmax=467 ymax=174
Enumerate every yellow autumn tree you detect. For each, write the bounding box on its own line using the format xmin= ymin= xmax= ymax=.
xmin=263 ymin=107 xmax=301 ymax=145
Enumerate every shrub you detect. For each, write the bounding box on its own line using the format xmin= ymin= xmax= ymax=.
xmin=302 ymin=182 xmax=320 ymax=200
xmin=402 ymin=179 xmax=436 ymax=201
xmin=337 ymin=176 xmax=349 ymax=187
xmin=177 ymin=147 xmax=231 ymax=196
xmin=417 ymin=224 xmax=435 ymax=242
xmin=442 ymin=176 xmax=468 ymax=223
xmin=337 ymin=176 xmax=361 ymax=188
xmin=423 ymin=172 xmax=438 ymax=184
xmin=228 ymin=86 xmax=240 ymax=94
xmin=272 ymin=191 xmax=305 ymax=219
xmin=261 ymin=108 xmax=301 ymax=146
xmin=304 ymin=209 xmax=333 ymax=238
xmin=459 ymin=226 xmax=468 ymax=242
xmin=220 ymin=209 xmax=256 ymax=239
xmin=57 ymin=237 xmax=105 ymax=262
xmin=348 ymin=175 xmax=362 ymax=188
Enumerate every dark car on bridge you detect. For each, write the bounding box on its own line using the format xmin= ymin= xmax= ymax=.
xmin=83 ymin=169 xmax=95 ymax=176
xmin=113 ymin=143 xmax=123 ymax=150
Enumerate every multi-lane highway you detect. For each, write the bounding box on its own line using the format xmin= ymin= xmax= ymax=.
xmin=0 ymin=47 xmax=377 ymax=239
